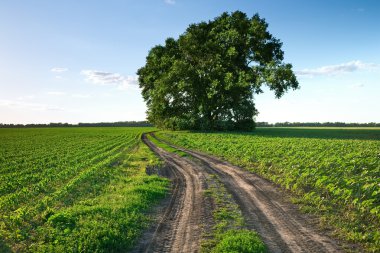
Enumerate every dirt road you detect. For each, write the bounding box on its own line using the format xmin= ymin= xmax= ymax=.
xmin=137 ymin=133 xmax=344 ymax=253
xmin=134 ymin=134 xmax=213 ymax=253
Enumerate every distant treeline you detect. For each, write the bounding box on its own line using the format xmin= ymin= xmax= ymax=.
xmin=256 ymin=122 xmax=380 ymax=127
xmin=0 ymin=121 xmax=153 ymax=128
xmin=1 ymin=121 xmax=379 ymax=128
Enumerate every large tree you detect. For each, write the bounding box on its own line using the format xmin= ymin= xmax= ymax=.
xmin=138 ymin=11 xmax=298 ymax=130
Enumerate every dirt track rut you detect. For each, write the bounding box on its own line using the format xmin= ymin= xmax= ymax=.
xmin=136 ymin=134 xmax=212 ymax=253
xmin=137 ymin=133 xmax=344 ymax=253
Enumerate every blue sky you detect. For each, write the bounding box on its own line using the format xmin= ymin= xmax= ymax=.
xmin=0 ymin=0 xmax=379 ymax=124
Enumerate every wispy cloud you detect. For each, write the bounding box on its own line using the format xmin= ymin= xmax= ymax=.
xmin=164 ymin=0 xmax=176 ymax=4
xmin=17 ymin=95 xmax=36 ymax=100
xmin=118 ymin=76 xmax=139 ymax=90
xmin=36 ymin=91 xmax=94 ymax=99
xmin=71 ymin=93 xmax=91 ymax=98
xmin=81 ymin=70 xmax=124 ymax=85
xmin=47 ymin=91 xmax=92 ymax=99
xmin=296 ymin=60 xmax=378 ymax=77
xmin=81 ymin=70 xmax=138 ymax=90
xmin=0 ymin=99 xmax=64 ymax=111
xmin=47 ymin=91 xmax=66 ymax=96
xmin=51 ymin=67 xmax=68 ymax=73
xmin=350 ymin=83 xmax=365 ymax=89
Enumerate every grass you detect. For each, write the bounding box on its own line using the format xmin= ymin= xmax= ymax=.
xmin=0 ymin=127 xmax=169 ymax=252
xmin=157 ymin=127 xmax=380 ymax=252
xmin=33 ymin=142 xmax=169 ymax=252
xmin=211 ymin=230 xmax=266 ymax=253
xmin=202 ymin=175 xmax=267 ymax=253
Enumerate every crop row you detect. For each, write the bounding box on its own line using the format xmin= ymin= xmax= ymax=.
xmin=0 ymin=135 xmax=137 ymax=212
xmin=0 ymin=127 xmax=168 ymax=252
xmin=157 ymin=128 xmax=380 ymax=251
xmin=0 ymin=135 xmax=127 ymax=196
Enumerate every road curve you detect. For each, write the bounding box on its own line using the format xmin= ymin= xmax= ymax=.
xmin=150 ymin=133 xmax=344 ymax=253
xmin=134 ymin=134 xmax=211 ymax=253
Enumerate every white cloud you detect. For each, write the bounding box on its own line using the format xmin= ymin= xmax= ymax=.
xmin=46 ymin=106 xmax=64 ymax=111
xmin=17 ymin=95 xmax=36 ymax=100
xmin=81 ymin=70 xmax=124 ymax=85
xmin=47 ymin=91 xmax=66 ymax=96
xmin=71 ymin=93 xmax=91 ymax=98
xmin=350 ymin=83 xmax=365 ymax=89
xmin=296 ymin=60 xmax=378 ymax=77
xmin=51 ymin=67 xmax=68 ymax=73
xmin=164 ymin=0 xmax=176 ymax=4
xmin=0 ymin=99 xmax=64 ymax=111
xmin=47 ymin=91 xmax=93 ymax=99
xmin=81 ymin=70 xmax=138 ymax=90
xmin=118 ymin=76 xmax=139 ymax=90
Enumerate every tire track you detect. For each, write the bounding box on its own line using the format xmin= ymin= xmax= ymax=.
xmin=152 ymin=133 xmax=344 ymax=253
xmin=135 ymin=134 xmax=212 ymax=253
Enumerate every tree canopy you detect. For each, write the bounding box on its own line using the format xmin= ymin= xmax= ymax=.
xmin=138 ymin=11 xmax=299 ymax=131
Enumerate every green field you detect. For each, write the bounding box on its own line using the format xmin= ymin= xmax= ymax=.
xmin=0 ymin=127 xmax=169 ymax=252
xmin=1 ymin=127 xmax=379 ymax=252
xmin=157 ymin=127 xmax=380 ymax=251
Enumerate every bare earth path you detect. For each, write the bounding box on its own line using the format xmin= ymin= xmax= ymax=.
xmin=137 ymin=133 xmax=344 ymax=253
xmin=134 ymin=134 xmax=213 ymax=253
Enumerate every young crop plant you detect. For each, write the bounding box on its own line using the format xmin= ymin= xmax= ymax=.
xmin=0 ymin=127 xmax=169 ymax=252
xmin=157 ymin=127 xmax=380 ymax=252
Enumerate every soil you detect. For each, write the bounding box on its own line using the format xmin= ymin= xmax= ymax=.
xmin=132 ymin=134 xmax=214 ymax=253
xmin=133 ymin=133 xmax=345 ymax=253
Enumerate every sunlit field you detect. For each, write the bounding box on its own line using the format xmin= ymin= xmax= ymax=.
xmin=0 ymin=127 xmax=168 ymax=252
xmin=157 ymin=127 xmax=380 ymax=251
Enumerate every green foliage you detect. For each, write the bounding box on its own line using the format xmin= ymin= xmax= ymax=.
xmin=0 ymin=127 xmax=169 ymax=252
xmin=212 ymin=230 xmax=267 ymax=253
xmin=157 ymin=128 xmax=380 ymax=252
xmin=138 ymin=11 xmax=298 ymax=131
